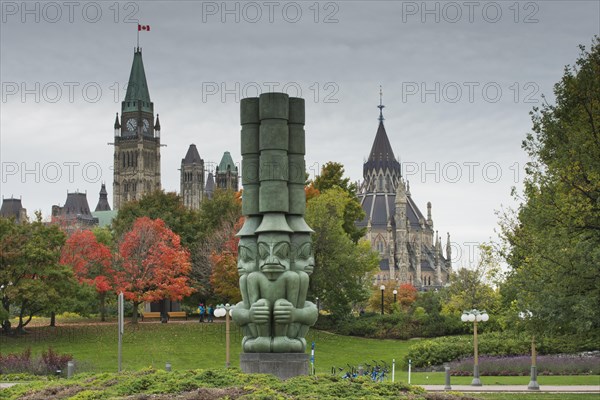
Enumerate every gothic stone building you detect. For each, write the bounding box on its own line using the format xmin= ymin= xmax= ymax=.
xmin=215 ymin=151 xmax=239 ymax=191
xmin=112 ymin=48 xmax=162 ymax=210
xmin=110 ymin=47 xmax=242 ymax=213
xmin=180 ymin=144 xmax=205 ymax=210
xmin=0 ymin=197 xmax=27 ymax=223
xmin=356 ymin=102 xmax=451 ymax=290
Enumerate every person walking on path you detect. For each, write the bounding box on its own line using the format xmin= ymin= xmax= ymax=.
xmin=198 ymin=303 xmax=206 ymax=323
xmin=207 ymin=304 xmax=214 ymax=322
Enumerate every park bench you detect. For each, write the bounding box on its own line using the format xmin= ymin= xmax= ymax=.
xmin=141 ymin=312 xmax=161 ymax=321
xmin=167 ymin=311 xmax=188 ymax=320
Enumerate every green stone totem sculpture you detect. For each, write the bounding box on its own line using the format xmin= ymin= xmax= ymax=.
xmin=232 ymin=93 xmax=318 ymax=353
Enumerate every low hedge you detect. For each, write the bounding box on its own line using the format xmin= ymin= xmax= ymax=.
xmin=314 ymin=312 xmax=465 ymax=339
xmin=405 ymin=332 xmax=600 ymax=368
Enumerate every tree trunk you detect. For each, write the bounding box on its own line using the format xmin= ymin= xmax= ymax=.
xmin=16 ymin=302 xmax=26 ymax=334
xmin=50 ymin=311 xmax=56 ymax=327
xmin=100 ymin=293 xmax=106 ymax=322
xmin=131 ymin=301 xmax=139 ymax=324
xmin=1 ymin=296 xmax=11 ymax=334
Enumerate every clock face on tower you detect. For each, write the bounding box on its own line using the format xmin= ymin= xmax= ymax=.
xmin=142 ymin=118 xmax=150 ymax=133
xmin=126 ymin=118 xmax=137 ymax=132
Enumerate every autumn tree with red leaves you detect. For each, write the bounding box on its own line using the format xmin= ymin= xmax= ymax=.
xmin=60 ymin=230 xmax=114 ymax=321
xmin=397 ymin=283 xmax=418 ymax=310
xmin=209 ymin=218 xmax=243 ymax=303
xmin=116 ymin=217 xmax=194 ymax=323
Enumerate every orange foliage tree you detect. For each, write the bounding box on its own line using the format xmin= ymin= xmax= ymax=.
xmin=397 ymin=283 xmax=418 ymax=310
xmin=116 ymin=217 xmax=194 ymax=323
xmin=305 ymin=184 xmax=320 ymax=203
xmin=60 ymin=230 xmax=114 ymax=321
xmin=209 ymin=218 xmax=243 ymax=303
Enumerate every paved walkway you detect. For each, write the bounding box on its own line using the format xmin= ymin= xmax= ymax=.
xmin=3 ymin=381 xmax=600 ymax=393
xmin=420 ymin=385 xmax=600 ymax=392
xmin=0 ymin=383 xmax=18 ymax=389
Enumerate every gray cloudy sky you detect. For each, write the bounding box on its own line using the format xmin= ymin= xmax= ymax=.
xmin=1 ymin=1 xmax=599 ymax=266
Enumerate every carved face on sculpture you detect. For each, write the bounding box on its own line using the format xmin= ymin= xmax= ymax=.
xmin=237 ymin=237 xmax=257 ymax=275
xmin=291 ymin=233 xmax=314 ymax=275
xmin=257 ymin=232 xmax=290 ymax=280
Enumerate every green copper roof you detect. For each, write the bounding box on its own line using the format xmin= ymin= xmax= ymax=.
xmin=218 ymin=151 xmax=237 ymax=172
xmin=122 ymin=50 xmax=152 ymax=113
xmin=92 ymin=210 xmax=118 ymax=228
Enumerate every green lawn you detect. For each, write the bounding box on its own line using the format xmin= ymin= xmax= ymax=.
xmin=0 ymin=320 xmax=414 ymax=375
xmin=1 ymin=320 xmax=599 ymax=388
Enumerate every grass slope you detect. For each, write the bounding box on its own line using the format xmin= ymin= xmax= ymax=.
xmin=0 ymin=322 xmax=414 ymax=375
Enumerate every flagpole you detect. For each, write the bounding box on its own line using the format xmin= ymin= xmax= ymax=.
xmin=137 ymin=25 xmax=139 ymax=50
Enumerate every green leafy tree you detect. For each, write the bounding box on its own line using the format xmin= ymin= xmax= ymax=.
xmin=306 ymin=187 xmax=379 ymax=318
xmin=442 ymin=244 xmax=501 ymax=321
xmin=0 ymin=214 xmax=75 ymax=334
xmin=500 ymin=38 xmax=600 ymax=335
xmin=311 ymin=162 xmax=366 ymax=243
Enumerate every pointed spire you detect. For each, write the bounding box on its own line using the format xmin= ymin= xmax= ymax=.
xmin=205 ymin=172 xmax=215 ymax=198
xmin=427 ymin=201 xmax=432 ymax=221
xmin=114 ymin=113 xmax=121 ymax=129
xmin=182 ymin=144 xmax=202 ymax=165
xmin=123 ymin=49 xmax=152 ymax=113
xmin=362 ymin=89 xmax=401 ymax=193
xmin=406 ymin=180 xmax=411 ymax=196
xmin=434 ymin=231 xmax=440 ymax=263
xmin=154 ymin=114 xmax=161 ymax=131
xmin=378 ymin=85 xmax=385 ymax=122
xmin=446 ymin=232 xmax=452 ymax=260
xmin=95 ymin=183 xmax=111 ymax=211
xmin=218 ymin=151 xmax=238 ymax=173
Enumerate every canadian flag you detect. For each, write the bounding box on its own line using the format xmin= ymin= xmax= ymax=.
xmin=138 ymin=24 xmax=150 ymax=31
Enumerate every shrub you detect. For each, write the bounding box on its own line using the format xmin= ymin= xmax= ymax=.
xmin=40 ymin=348 xmax=74 ymax=375
xmin=405 ymin=332 xmax=600 ymax=368
xmin=313 ymin=311 xmax=465 ymax=340
xmin=0 ymin=347 xmax=73 ymax=375
xmin=0 ymin=348 xmax=32 ymax=374
xmin=448 ymin=353 xmax=600 ymax=376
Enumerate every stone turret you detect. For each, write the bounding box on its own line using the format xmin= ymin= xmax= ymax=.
xmin=94 ymin=183 xmax=111 ymax=211
xmin=180 ymin=144 xmax=205 ymax=210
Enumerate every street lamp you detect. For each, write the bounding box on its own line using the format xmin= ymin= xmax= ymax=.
xmin=380 ymin=285 xmax=385 ymax=315
xmin=214 ymin=303 xmax=232 ymax=368
xmin=393 ymin=289 xmax=397 ymax=304
xmin=519 ymin=310 xmax=539 ymax=390
xmin=461 ymin=309 xmax=489 ymax=386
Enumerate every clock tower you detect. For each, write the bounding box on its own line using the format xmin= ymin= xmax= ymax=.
xmin=112 ymin=48 xmax=161 ymax=210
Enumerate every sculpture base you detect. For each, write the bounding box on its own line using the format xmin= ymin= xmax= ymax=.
xmin=240 ymin=353 xmax=309 ymax=380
